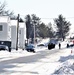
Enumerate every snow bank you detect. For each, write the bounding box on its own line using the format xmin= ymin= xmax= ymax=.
xmin=0 ymin=38 xmax=74 ymax=75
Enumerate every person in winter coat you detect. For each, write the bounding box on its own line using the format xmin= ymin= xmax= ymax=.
xmin=59 ymin=43 xmax=61 ymax=49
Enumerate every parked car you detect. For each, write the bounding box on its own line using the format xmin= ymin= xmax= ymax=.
xmin=66 ymin=42 xmax=74 ymax=48
xmin=48 ymin=43 xmax=55 ymax=50
xmin=0 ymin=45 xmax=9 ymax=51
xmin=0 ymin=41 xmax=11 ymax=52
xmin=25 ymin=44 xmax=35 ymax=53
xmin=37 ymin=44 xmax=45 ymax=47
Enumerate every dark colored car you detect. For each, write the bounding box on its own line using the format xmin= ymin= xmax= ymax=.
xmin=0 ymin=45 xmax=9 ymax=51
xmin=48 ymin=43 xmax=55 ymax=50
xmin=0 ymin=41 xmax=11 ymax=52
xmin=67 ymin=43 xmax=74 ymax=48
xmin=25 ymin=44 xmax=35 ymax=53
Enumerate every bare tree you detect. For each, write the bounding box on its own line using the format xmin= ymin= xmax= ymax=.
xmin=0 ymin=1 xmax=14 ymax=17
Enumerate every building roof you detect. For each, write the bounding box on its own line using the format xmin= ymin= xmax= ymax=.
xmin=19 ymin=22 xmax=25 ymax=28
xmin=0 ymin=16 xmax=10 ymax=23
xmin=11 ymin=20 xmax=17 ymax=26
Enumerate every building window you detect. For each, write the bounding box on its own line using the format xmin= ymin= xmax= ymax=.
xmin=0 ymin=25 xmax=3 ymax=31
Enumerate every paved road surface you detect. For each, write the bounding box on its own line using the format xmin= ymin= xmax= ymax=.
xmin=0 ymin=47 xmax=70 ymax=75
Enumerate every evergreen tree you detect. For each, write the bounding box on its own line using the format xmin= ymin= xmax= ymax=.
xmin=47 ymin=23 xmax=55 ymax=38
xmin=31 ymin=14 xmax=41 ymax=37
xmin=54 ymin=14 xmax=71 ymax=41
xmin=38 ymin=23 xmax=48 ymax=38
xmin=25 ymin=14 xmax=32 ymax=43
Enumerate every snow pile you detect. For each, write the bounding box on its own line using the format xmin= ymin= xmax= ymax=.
xmin=37 ymin=38 xmax=49 ymax=45
xmin=0 ymin=38 xmax=74 ymax=75
xmin=53 ymin=54 xmax=74 ymax=75
xmin=53 ymin=61 xmax=74 ymax=75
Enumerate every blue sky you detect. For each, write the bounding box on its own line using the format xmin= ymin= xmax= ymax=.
xmin=1 ymin=0 xmax=74 ymax=25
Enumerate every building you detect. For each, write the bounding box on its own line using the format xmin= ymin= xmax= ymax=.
xmin=0 ymin=16 xmax=26 ymax=50
xmin=19 ymin=22 xmax=26 ymax=50
xmin=0 ymin=16 xmax=11 ymax=41
xmin=11 ymin=20 xmax=17 ymax=49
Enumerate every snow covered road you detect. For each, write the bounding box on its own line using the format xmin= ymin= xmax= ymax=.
xmin=0 ymin=46 xmax=72 ymax=75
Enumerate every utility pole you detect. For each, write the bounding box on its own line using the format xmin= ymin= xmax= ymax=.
xmin=33 ymin=20 xmax=36 ymax=45
xmin=34 ymin=23 xmax=35 ymax=45
xmin=16 ymin=14 xmax=20 ymax=50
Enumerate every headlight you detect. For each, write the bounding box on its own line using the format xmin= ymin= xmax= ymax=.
xmin=5 ymin=46 xmax=9 ymax=50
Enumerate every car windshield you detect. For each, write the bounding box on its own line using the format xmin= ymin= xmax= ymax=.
xmin=28 ymin=44 xmax=34 ymax=46
xmin=0 ymin=45 xmax=8 ymax=49
xmin=0 ymin=45 xmax=6 ymax=47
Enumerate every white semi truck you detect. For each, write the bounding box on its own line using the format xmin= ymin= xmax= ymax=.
xmin=0 ymin=16 xmax=26 ymax=51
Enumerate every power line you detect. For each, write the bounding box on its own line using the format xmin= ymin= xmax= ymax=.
xmin=41 ymin=17 xmax=74 ymax=20
xmin=17 ymin=14 xmax=74 ymax=20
